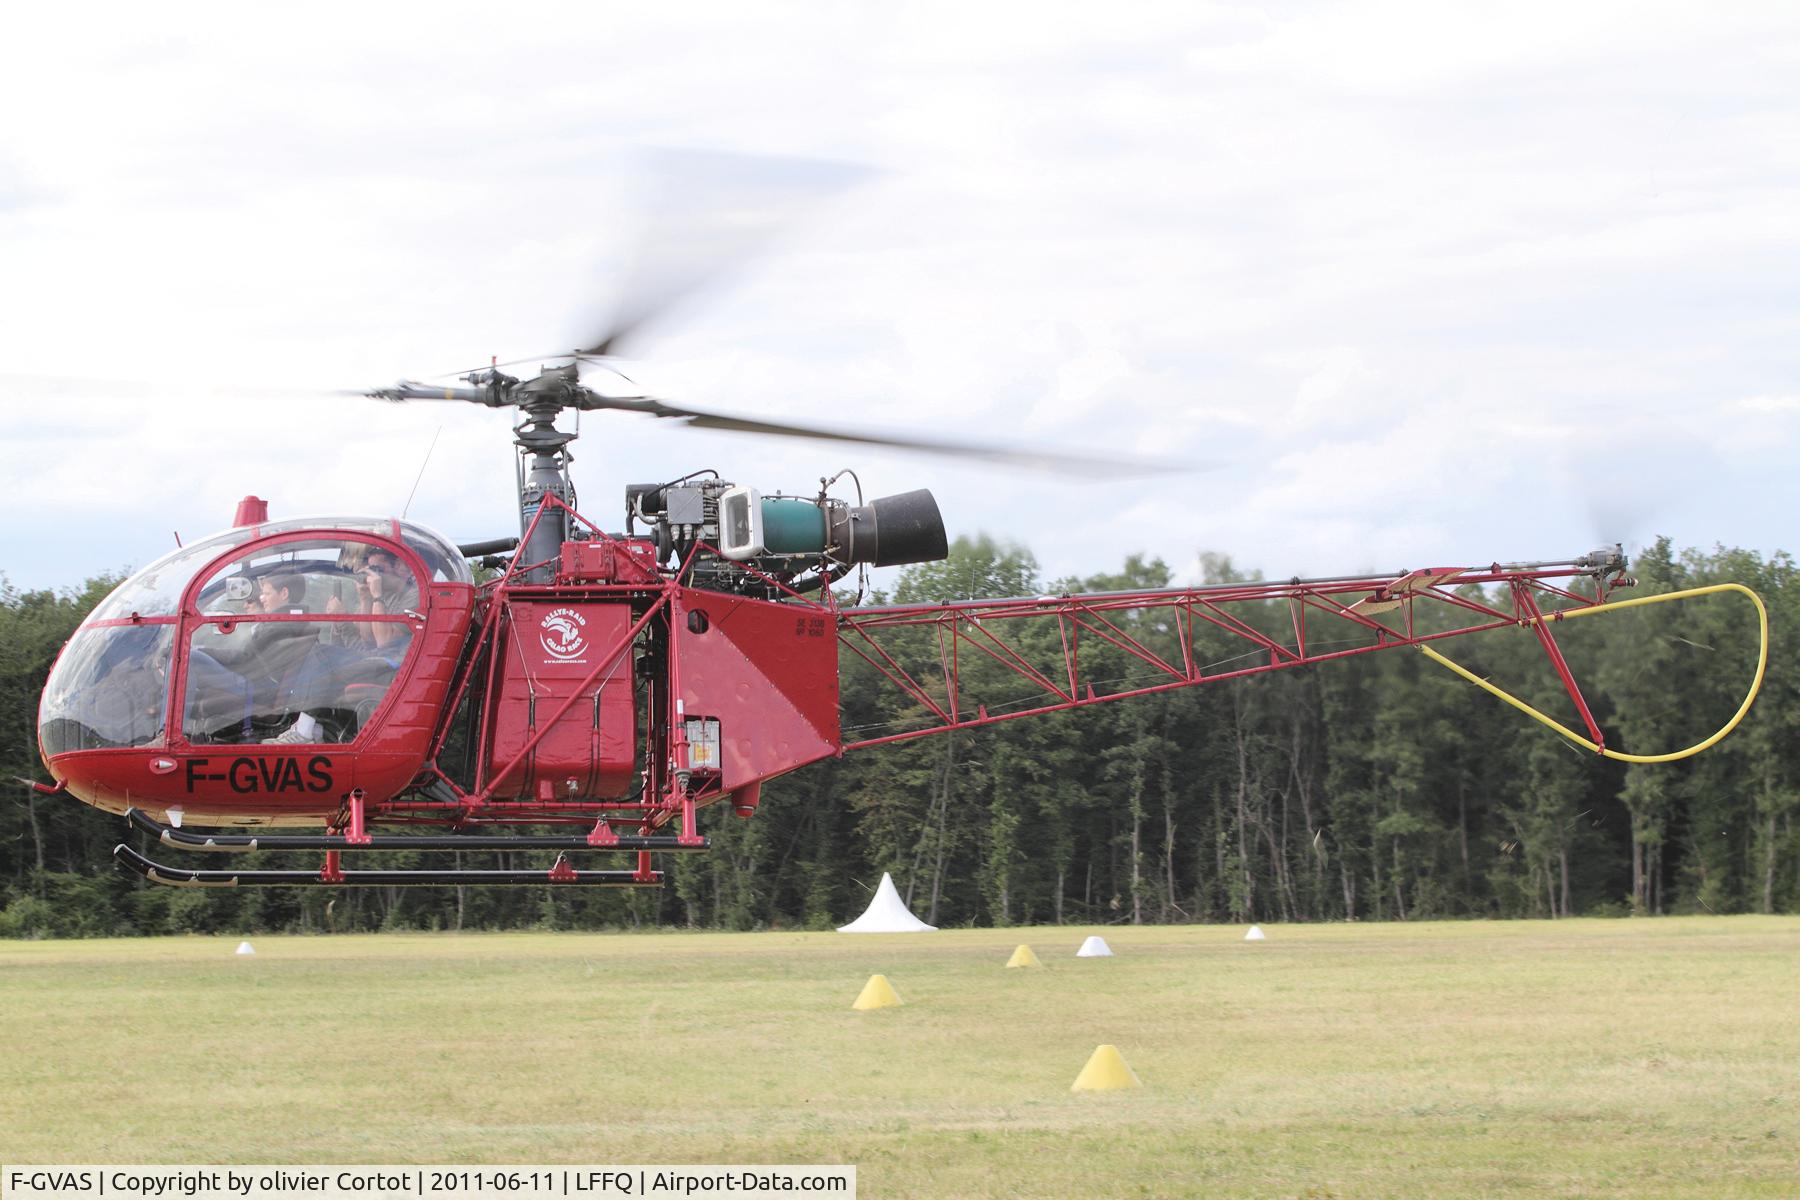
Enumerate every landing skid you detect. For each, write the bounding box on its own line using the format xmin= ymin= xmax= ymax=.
xmin=116 ymin=806 xmax=681 ymax=888
xmin=124 ymin=807 xmax=708 ymax=853
xmin=115 ymin=843 xmax=662 ymax=887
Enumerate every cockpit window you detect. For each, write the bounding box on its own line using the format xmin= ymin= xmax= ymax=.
xmin=88 ymin=528 xmax=258 ymax=622
xmin=83 ymin=518 xmax=470 ymax=631
xmin=182 ymin=536 xmax=420 ymax=746
xmin=254 ymin=517 xmax=471 ymax=584
xmin=39 ymin=624 xmax=175 ymax=754
xmin=400 ymin=524 xmax=467 ymax=583
xmin=190 ymin=536 xmax=422 ymax=616
xmin=184 ymin=618 xmax=413 ymax=745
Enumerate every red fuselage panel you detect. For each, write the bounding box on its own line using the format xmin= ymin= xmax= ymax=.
xmin=673 ymin=588 xmax=840 ymax=792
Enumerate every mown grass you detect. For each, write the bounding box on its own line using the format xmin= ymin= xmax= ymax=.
xmin=2 ymin=918 xmax=1798 ymax=1198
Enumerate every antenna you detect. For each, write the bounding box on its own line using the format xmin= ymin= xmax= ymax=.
xmin=401 ymin=426 xmax=442 ymax=519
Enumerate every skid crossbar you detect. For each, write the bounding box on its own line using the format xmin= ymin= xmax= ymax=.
xmin=115 ymin=844 xmax=663 ymax=888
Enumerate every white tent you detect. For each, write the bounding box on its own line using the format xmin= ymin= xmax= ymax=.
xmin=837 ymin=872 xmax=937 ymax=933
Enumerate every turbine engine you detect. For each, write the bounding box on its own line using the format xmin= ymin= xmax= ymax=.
xmin=626 ymin=479 xmax=948 ymax=597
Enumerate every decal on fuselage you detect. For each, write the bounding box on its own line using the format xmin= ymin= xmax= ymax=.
xmin=184 ymin=755 xmax=335 ymax=794
xmin=540 ymin=606 xmax=589 ymax=662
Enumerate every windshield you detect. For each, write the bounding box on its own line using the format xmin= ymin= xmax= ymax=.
xmin=39 ymin=624 xmax=176 ymax=754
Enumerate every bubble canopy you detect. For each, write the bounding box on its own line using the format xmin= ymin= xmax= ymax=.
xmin=39 ymin=517 xmax=472 ymax=759
xmin=86 ymin=517 xmax=470 ymax=622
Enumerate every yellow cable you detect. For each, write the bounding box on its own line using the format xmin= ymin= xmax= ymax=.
xmin=1418 ymin=583 xmax=1769 ymax=763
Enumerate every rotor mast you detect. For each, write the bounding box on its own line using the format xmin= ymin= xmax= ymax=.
xmin=374 ymin=361 xmax=590 ymax=583
xmin=506 ymin=366 xmax=583 ymax=582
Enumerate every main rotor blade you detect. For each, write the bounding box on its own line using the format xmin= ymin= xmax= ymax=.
xmin=361 ymin=380 xmax=498 ymax=404
xmin=579 ymin=148 xmax=872 ymax=359
xmin=582 ymin=393 xmax=1193 ymax=477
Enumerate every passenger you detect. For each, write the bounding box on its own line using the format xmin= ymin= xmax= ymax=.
xmin=212 ymin=573 xmax=313 ymax=674
xmin=201 ymin=573 xmax=328 ymax=745
xmin=257 ymin=569 xmax=340 ymax=745
xmin=326 ymin=547 xmax=416 ymax=650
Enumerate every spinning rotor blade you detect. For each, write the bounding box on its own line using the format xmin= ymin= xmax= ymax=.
xmin=578 ymin=148 xmax=872 ymax=359
xmin=363 ymin=377 xmax=1191 ymax=475
xmin=363 ymin=381 xmax=501 ymax=405
xmin=580 ymin=393 xmax=1192 ymax=477
xmin=358 ymin=149 xmax=1187 ymax=476
xmin=418 ymin=151 xmax=870 ymax=379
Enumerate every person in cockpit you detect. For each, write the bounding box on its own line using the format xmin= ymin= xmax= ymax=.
xmin=212 ymin=573 xmax=315 ymax=675
xmin=190 ymin=572 xmax=330 ymax=745
xmin=326 ymin=547 xmax=416 ymax=651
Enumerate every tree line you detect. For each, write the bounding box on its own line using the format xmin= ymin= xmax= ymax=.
xmin=1 ymin=535 xmax=1792 ymax=936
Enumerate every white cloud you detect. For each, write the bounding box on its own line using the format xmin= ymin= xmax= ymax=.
xmin=4 ymin=4 xmax=1800 ymax=594
xmin=1736 ymin=395 xmax=1800 ymax=414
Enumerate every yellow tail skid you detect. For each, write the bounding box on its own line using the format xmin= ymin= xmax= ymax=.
xmin=1420 ymin=583 xmax=1769 ymax=763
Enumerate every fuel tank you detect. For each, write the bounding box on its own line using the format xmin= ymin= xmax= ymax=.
xmin=481 ymin=600 xmax=638 ymax=800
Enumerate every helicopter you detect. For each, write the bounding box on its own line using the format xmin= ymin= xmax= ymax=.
xmin=27 ymin=163 xmax=1771 ymax=889
xmin=31 ymin=348 xmax=1768 ymax=889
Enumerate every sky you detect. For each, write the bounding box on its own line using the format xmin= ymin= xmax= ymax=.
xmin=3 ymin=3 xmax=1798 ymax=598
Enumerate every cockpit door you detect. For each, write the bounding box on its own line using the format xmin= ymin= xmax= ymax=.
xmin=175 ymin=533 xmax=429 ymax=749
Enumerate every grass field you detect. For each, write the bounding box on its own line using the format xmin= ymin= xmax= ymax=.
xmin=2 ymin=918 xmax=1798 ymax=1198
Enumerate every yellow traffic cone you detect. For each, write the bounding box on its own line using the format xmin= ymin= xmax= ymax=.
xmin=1071 ymin=1044 xmax=1141 ymax=1091
xmin=852 ymin=973 xmax=903 ymax=1010
xmin=1005 ymin=944 xmax=1041 ymax=968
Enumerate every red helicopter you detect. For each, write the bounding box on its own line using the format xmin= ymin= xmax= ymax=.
xmin=28 ymin=163 xmax=1771 ymax=889
xmin=31 ymin=352 xmax=1768 ymax=889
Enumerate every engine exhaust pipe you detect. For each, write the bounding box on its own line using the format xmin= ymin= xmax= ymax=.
xmin=831 ymin=489 xmax=948 ymax=568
